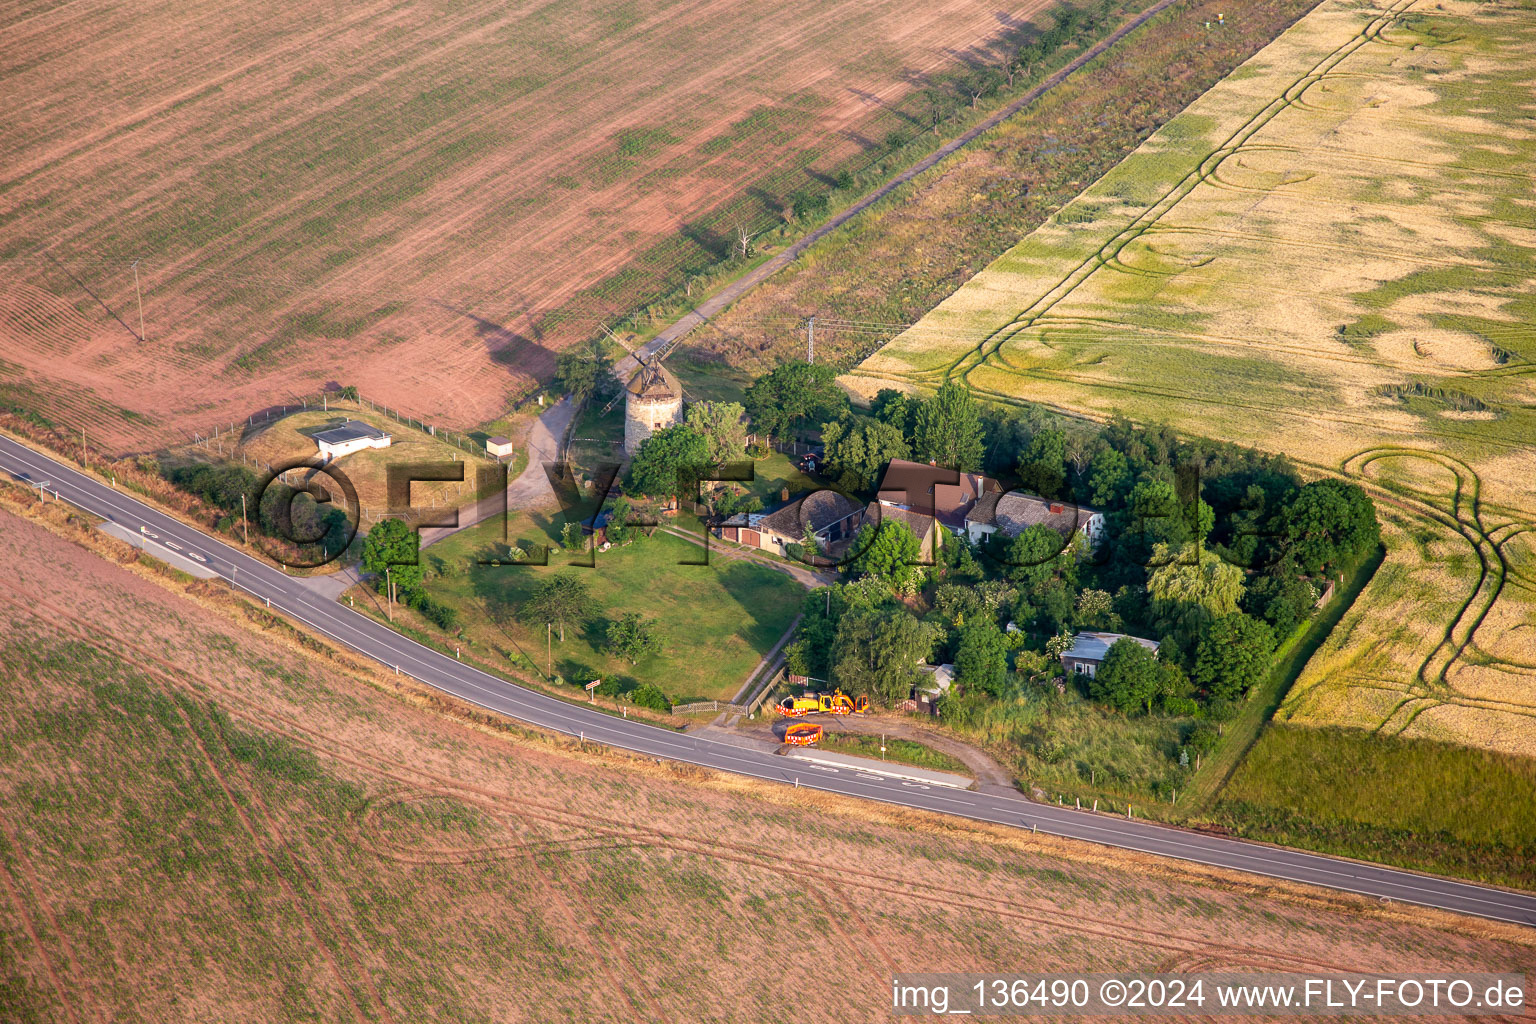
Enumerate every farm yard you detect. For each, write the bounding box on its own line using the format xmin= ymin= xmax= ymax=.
xmin=849 ymin=0 xmax=1536 ymax=763
xmin=1 ymin=497 xmax=1531 ymax=1023
xmin=1 ymin=0 xmax=1094 ymax=454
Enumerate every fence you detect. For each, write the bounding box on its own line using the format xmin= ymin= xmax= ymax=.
xmin=172 ymin=390 xmax=496 ymax=463
xmin=772 ymin=439 xmax=822 ymax=458
xmin=672 ymin=666 xmax=786 ymax=717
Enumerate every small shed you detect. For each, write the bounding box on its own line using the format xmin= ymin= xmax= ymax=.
xmin=1059 ymin=632 xmax=1160 ymax=678
xmin=486 ymin=435 xmax=515 ymax=459
xmin=313 ymin=420 xmax=391 ymax=462
xmin=910 ymin=663 xmax=954 ymax=716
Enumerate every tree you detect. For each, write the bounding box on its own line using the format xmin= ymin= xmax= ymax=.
xmin=800 ymin=521 xmax=821 ymax=561
xmin=830 ymin=606 xmax=931 ymax=703
xmin=1075 ymin=588 xmax=1119 ymax=631
xmin=629 ymin=424 xmax=708 ymax=498
xmin=1146 ymin=543 xmax=1246 ymax=650
xmin=954 ymin=616 xmax=1008 ymax=697
xmin=560 ymin=520 xmax=585 ymax=551
xmin=1018 ymin=428 xmax=1066 ymax=496
xmin=1125 ymin=478 xmax=1212 ymax=550
xmin=1277 ymin=479 xmax=1379 ymax=575
xmin=820 ymin=415 xmax=910 ymax=492
xmin=1088 ymin=639 xmax=1161 ymax=714
xmin=734 ymin=221 xmax=759 ymax=259
xmin=912 ymin=381 xmax=984 ymax=471
xmin=869 ymin=388 xmax=916 ymax=438
xmin=742 ymin=361 xmax=846 ymax=440
xmin=1002 ymin=523 xmax=1076 ymax=590
xmin=1192 ymin=613 xmax=1276 ymax=702
xmin=605 ymin=613 xmax=662 ymax=664
xmin=518 ymin=574 xmax=594 ymax=642
xmin=1156 ymin=661 xmax=1197 ymax=716
xmin=554 ymin=339 xmax=612 ymax=405
xmin=1242 ymin=572 xmax=1317 ymax=638
xmin=685 ymin=401 xmax=748 ymax=464
xmin=361 ymin=519 xmax=422 ymax=594
xmin=848 ymin=518 xmax=922 ymax=589
xmin=1085 ymin=446 xmax=1132 ymax=507
xmin=1045 ymin=631 xmax=1076 ymax=661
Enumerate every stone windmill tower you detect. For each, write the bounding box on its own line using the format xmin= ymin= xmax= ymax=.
xmin=622 ymin=355 xmax=684 ymax=456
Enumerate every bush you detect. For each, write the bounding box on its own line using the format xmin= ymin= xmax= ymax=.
xmin=595 ymin=677 xmax=634 ymax=698
xmin=1186 ymin=722 xmax=1220 ymax=756
xmin=406 ymin=591 xmax=459 ymax=631
xmin=1161 ymin=696 xmax=1199 ymax=717
xmin=630 ymin=684 xmax=672 ymax=713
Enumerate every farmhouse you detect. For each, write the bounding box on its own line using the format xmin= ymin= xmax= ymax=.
xmin=1059 ymin=632 xmax=1160 ymax=678
xmin=862 ymin=501 xmax=939 ymax=561
xmin=312 ymin=419 xmax=391 ymax=462
xmin=966 ymin=490 xmax=1105 ymax=547
xmin=485 ymin=435 xmax=514 ymax=459
xmin=874 ymin=459 xmax=999 ymax=537
xmin=716 ymin=489 xmax=863 ymax=556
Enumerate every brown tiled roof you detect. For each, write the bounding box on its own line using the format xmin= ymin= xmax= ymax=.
xmin=755 ymin=490 xmax=862 ymax=538
xmin=862 ymin=501 xmax=935 ymax=540
xmin=966 ymin=489 xmax=1003 ymax=528
xmin=875 ymin=459 xmax=998 ymax=528
xmin=991 ymin=491 xmax=1100 ymax=539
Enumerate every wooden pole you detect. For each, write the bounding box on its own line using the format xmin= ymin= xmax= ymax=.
xmin=241 ymin=493 xmax=249 ymax=545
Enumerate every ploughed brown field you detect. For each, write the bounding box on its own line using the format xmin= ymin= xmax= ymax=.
xmin=0 ymin=499 xmax=1531 ymax=1022
xmin=0 ymin=0 xmax=1058 ymax=453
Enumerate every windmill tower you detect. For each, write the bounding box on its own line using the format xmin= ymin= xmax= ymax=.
xmin=622 ymin=355 xmax=684 ymax=456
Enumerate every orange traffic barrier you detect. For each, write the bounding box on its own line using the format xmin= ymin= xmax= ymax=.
xmin=783 ymin=723 xmax=823 ymax=746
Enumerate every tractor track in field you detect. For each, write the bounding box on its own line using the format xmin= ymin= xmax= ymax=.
xmin=847 ymin=0 xmax=1436 ymax=395
xmin=1319 ymin=448 xmax=1536 ymax=739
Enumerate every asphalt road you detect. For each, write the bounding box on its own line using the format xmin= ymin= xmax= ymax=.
xmin=4 ymin=435 xmax=1534 ymax=929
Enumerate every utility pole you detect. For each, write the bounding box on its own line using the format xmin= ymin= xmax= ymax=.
xmin=547 ymin=622 xmax=552 ymax=677
xmin=806 ymin=316 xmax=815 ymax=363
xmin=385 ymin=567 xmax=393 ymax=622
xmin=131 ymin=258 xmax=146 ymax=342
xmin=241 ymin=493 xmax=248 ymax=544
xmin=81 ymin=427 xmax=87 ymax=470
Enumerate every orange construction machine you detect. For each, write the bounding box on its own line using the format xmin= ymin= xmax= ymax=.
xmin=777 ymin=689 xmax=870 ymax=717
xmin=775 ymin=693 xmax=822 ymax=717
xmin=783 ymin=722 xmax=823 ymax=746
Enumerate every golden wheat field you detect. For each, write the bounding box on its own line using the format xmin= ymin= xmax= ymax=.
xmin=849 ymin=0 xmax=1536 ymax=754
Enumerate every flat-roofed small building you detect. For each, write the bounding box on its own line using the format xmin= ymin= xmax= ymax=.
xmin=485 ymin=435 xmax=515 ymax=459
xmin=313 ymin=420 xmax=391 ymax=462
xmin=1059 ymin=631 xmax=1160 ymax=678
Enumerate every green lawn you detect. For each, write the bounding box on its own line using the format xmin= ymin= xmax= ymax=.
xmin=739 ymin=451 xmax=821 ymax=505
xmin=422 ymin=516 xmax=805 ymax=702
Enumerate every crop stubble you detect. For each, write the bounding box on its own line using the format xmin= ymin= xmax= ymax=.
xmin=0 ymin=508 xmax=1529 ymax=1021
xmin=0 ymin=0 xmax=1063 ymax=451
